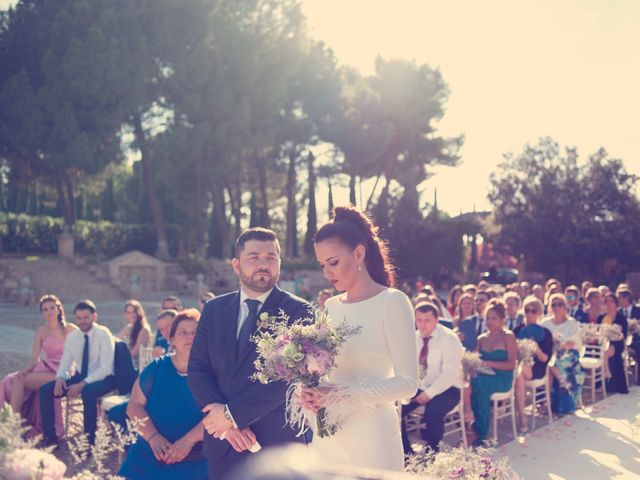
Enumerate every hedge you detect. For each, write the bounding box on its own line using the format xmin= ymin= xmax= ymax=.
xmin=0 ymin=213 xmax=179 ymax=258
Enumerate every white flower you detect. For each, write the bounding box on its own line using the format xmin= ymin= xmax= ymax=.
xmin=260 ymin=312 xmax=270 ymax=321
xmin=4 ymin=448 xmax=66 ymax=480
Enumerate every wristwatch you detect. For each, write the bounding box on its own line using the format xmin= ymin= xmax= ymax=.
xmin=223 ymin=404 xmax=237 ymax=428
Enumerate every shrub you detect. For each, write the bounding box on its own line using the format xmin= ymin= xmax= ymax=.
xmin=0 ymin=213 xmax=179 ymax=258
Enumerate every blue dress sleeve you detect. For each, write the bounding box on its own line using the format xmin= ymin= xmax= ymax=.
xmin=139 ymin=358 xmax=160 ymax=399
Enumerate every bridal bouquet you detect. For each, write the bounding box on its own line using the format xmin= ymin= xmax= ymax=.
xmin=517 ymin=338 xmax=539 ymax=366
xmin=251 ymin=308 xmax=361 ymax=438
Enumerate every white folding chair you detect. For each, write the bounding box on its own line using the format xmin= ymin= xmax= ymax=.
xmin=524 ymin=363 xmax=553 ymax=429
xmin=624 ymin=335 xmax=638 ymax=386
xmin=443 ymin=399 xmax=468 ymax=447
xmin=580 ymin=340 xmax=607 ymax=404
xmin=490 ymin=364 xmax=518 ymax=443
xmin=138 ymin=346 xmax=154 ymax=372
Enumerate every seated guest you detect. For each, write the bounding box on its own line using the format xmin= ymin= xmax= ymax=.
xmin=541 ymin=294 xmax=584 ymax=413
xmin=152 ymin=296 xmax=183 ymax=356
xmin=117 ymin=300 xmax=152 ymax=370
xmin=504 ymin=292 xmax=524 ymax=333
xmin=532 ymin=284 xmax=545 ymax=304
xmin=40 ymin=299 xmax=115 ymax=446
xmin=459 ymin=291 xmax=490 ymax=351
xmin=469 ymin=299 xmax=517 ymax=445
xmin=1 ymin=295 xmax=76 ymax=438
xmin=198 ymin=292 xmax=216 ymax=312
xmin=579 ymin=281 xmax=594 ymax=309
xmin=315 ymin=289 xmax=333 ymax=310
xmin=598 ymin=293 xmax=628 ymax=394
xmin=428 ymin=294 xmax=454 ymax=329
xmin=152 ymin=310 xmax=177 ymax=358
xmin=454 ymin=293 xmax=476 ymax=329
xmin=447 ymin=285 xmax=463 ymax=318
xmin=514 ymin=296 xmax=552 ymax=432
xmin=582 ymin=288 xmax=603 ymax=324
xmin=565 ymin=285 xmax=586 ymax=322
xmin=400 ymin=302 xmax=463 ymax=454
xmin=618 ymin=288 xmax=640 ymax=383
xmin=119 ymin=309 xmax=207 ymax=480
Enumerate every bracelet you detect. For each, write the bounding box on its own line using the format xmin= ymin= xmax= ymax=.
xmin=148 ymin=432 xmax=159 ymax=443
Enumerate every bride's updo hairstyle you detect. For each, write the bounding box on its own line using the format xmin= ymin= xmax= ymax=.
xmin=315 ymin=205 xmax=396 ymax=287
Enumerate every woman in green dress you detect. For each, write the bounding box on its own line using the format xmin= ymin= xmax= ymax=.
xmin=469 ymin=298 xmax=517 ymax=444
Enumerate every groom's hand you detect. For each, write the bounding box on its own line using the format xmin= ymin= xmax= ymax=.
xmin=202 ymin=403 xmax=233 ymax=438
xmin=225 ymin=427 xmax=257 ymax=453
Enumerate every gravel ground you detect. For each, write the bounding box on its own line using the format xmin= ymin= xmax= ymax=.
xmin=0 ymin=351 xmax=30 ymax=377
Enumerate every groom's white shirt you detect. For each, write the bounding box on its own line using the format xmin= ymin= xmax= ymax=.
xmin=415 ymin=324 xmax=463 ymax=398
xmin=237 ymin=287 xmax=273 ymax=337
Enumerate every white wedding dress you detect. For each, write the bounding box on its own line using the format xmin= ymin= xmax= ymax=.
xmin=308 ymin=288 xmax=419 ymax=472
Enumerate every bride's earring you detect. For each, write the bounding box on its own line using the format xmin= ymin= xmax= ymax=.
xmin=357 ymin=264 xmax=362 ymax=272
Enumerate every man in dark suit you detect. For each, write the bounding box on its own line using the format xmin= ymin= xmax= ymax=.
xmin=188 ymin=228 xmax=312 ymax=480
xmin=617 ymin=287 xmax=640 ymax=383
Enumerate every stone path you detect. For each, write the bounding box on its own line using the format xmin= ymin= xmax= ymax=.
xmin=503 ymin=387 xmax=640 ymax=479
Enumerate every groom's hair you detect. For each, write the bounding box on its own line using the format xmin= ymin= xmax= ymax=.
xmin=235 ymin=227 xmax=280 ymax=257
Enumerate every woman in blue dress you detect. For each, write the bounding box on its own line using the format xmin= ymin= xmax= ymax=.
xmin=119 ymin=309 xmax=207 ymax=479
xmin=514 ymin=296 xmax=553 ymax=432
xmin=469 ymin=298 xmax=517 ymax=444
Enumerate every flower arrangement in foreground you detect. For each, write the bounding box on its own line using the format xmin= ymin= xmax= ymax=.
xmin=516 ymin=338 xmax=538 ymax=366
xmin=251 ymin=308 xmax=361 ymax=438
xmin=405 ymin=443 xmax=519 ymax=479
xmin=0 ymin=403 xmax=141 ymax=479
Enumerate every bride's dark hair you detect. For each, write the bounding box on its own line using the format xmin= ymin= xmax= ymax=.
xmin=314 ymin=205 xmax=395 ymax=287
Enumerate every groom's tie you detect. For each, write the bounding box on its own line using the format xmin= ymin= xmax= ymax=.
xmin=238 ymin=299 xmax=261 ymax=355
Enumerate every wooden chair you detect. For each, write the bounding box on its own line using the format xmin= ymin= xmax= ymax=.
xmin=138 ymin=346 xmax=154 ymax=372
xmin=580 ymin=340 xmax=607 ymax=404
xmin=404 ymin=398 xmax=467 ymax=448
xmin=490 ymin=364 xmax=518 ymax=443
xmin=443 ymin=399 xmax=467 ymax=447
xmin=624 ymin=335 xmax=638 ymax=386
xmin=524 ymin=362 xmax=553 ymax=429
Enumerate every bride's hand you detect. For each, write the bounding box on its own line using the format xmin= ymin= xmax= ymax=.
xmin=298 ymin=386 xmax=333 ymax=414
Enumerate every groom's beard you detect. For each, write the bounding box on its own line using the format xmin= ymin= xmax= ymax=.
xmin=239 ymin=267 xmax=278 ymax=293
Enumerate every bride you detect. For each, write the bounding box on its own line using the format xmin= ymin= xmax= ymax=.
xmin=299 ymin=205 xmax=419 ymax=471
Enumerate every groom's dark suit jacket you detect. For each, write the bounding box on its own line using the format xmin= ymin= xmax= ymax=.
xmin=188 ymin=286 xmax=312 ymax=469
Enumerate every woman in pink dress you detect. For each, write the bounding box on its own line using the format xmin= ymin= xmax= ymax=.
xmin=1 ymin=294 xmax=77 ymax=437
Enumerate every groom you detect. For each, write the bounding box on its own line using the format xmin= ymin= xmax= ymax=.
xmin=188 ymin=227 xmax=312 ymax=480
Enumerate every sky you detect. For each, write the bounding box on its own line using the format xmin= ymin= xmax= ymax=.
xmin=2 ymin=0 xmax=638 ymax=216
xmin=301 ymin=0 xmax=640 ymax=215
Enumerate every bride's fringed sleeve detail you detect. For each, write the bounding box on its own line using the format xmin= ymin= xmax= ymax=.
xmin=323 ymin=290 xmax=419 ymax=428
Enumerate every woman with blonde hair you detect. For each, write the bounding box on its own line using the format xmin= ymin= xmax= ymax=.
xmin=514 ymin=296 xmax=552 ymax=432
xmin=541 ymin=293 xmax=584 ymax=413
xmin=1 ymin=294 xmax=76 ymax=437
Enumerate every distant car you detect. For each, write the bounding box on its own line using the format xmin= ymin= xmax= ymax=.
xmin=481 ymin=268 xmax=519 ymax=286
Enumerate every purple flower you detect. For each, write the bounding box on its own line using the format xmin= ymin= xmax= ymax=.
xmin=449 ymin=467 xmax=465 ymax=479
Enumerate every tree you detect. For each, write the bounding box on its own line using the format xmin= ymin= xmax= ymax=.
xmin=0 ymin=0 xmax=125 ymax=228
xmin=488 ymin=137 xmax=640 ymax=281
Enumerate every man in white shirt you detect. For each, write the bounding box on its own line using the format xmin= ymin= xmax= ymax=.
xmin=401 ymin=302 xmax=463 ymax=454
xmin=40 ymin=299 xmax=115 ymax=446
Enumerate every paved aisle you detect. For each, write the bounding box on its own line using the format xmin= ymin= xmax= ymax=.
xmin=503 ymin=387 xmax=640 ymax=479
